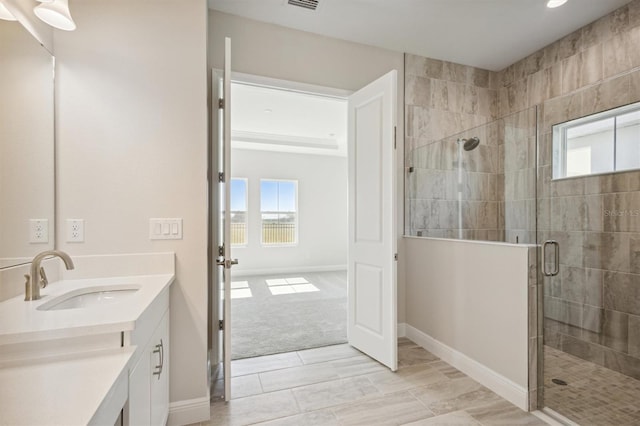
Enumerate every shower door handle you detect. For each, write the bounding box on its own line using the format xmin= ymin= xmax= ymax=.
xmin=542 ymin=240 xmax=559 ymax=277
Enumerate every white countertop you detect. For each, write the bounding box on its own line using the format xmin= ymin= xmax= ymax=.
xmin=0 ymin=347 xmax=135 ymax=425
xmin=0 ymin=274 xmax=174 ymax=345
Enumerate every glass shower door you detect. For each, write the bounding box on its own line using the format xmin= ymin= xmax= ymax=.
xmin=538 ymin=117 xmax=640 ymax=424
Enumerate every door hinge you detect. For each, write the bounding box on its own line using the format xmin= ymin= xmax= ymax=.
xmin=218 ymin=172 xmax=224 ymax=182
xmin=218 ymin=245 xmax=224 ymax=257
xmin=218 ymin=98 xmax=224 ymax=109
xmin=394 ymin=253 xmax=398 ymax=261
xmin=394 ymin=126 xmax=397 ymax=149
xmin=218 ymin=320 xmax=224 ymax=330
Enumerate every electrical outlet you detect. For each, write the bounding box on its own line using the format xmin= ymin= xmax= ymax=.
xmin=29 ymin=219 xmax=49 ymax=243
xmin=66 ymin=219 xmax=84 ymax=243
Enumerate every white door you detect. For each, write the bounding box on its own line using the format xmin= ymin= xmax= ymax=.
xmin=347 ymin=70 xmax=398 ymax=371
xmin=211 ymin=37 xmax=235 ymax=402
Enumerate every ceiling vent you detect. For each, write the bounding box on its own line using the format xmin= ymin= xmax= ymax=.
xmin=287 ymin=0 xmax=319 ymax=11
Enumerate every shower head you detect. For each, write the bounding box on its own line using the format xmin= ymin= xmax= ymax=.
xmin=457 ymin=137 xmax=480 ymax=151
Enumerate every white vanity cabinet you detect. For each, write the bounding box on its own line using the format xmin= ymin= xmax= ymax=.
xmin=126 ymin=286 xmax=171 ymax=426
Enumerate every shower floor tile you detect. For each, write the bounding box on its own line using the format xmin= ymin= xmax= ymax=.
xmin=544 ymin=345 xmax=640 ymax=425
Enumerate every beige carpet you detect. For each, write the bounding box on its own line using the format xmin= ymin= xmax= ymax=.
xmin=230 ymin=270 xmax=347 ymax=360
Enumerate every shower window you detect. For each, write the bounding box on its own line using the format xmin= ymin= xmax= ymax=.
xmin=553 ymin=101 xmax=640 ymax=179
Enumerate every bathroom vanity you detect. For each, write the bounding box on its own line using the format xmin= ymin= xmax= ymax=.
xmin=0 ymin=253 xmax=174 ymax=425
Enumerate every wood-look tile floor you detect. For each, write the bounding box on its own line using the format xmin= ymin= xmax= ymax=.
xmin=197 ymin=339 xmax=546 ymax=426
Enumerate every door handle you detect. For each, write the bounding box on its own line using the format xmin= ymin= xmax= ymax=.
xmin=542 ymin=240 xmax=559 ymax=277
xmin=216 ymin=258 xmax=238 ymax=269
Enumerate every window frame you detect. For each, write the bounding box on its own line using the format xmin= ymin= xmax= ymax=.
xmin=230 ymin=177 xmax=248 ymax=247
xmin=553 ymin=101 xmax=640 ymax=180
xmin=259 ymin=179 xmax=299 ymax=247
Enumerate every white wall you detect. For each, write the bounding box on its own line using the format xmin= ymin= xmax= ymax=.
xmin=54 ymin=0 xmax=209 ymax=422
xmin=209 ymin=10 xmax=406 ymax=320
xmin=0 ymin=19 xmax=54 ymax=266
xmin=404 ymin=237 xmax=530 ymax=409
xmin=231 ymin=149 xmax=347 ymax=274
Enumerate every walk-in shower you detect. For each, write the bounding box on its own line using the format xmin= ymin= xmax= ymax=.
xmin=407 ymin=107 xmax=537 ymax=243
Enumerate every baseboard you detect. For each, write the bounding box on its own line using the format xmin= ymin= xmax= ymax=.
xmin=232 ymin=264 xmax=347 ymax=277
xmin=397 ymin=322 xmax=407 ymax=338
xmin=167 ymin=396 xmax=210 ymax=426
xmin=405 ymin=324 xmax=528 ymax=411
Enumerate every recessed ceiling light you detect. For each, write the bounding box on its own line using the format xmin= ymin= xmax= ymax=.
xmin=329 ymin=133 xmax=336 ymax=137
xmin=263 ymin=108 xmax=272 ymax=113
xmin=546 ymin=0 xmax=568 ymax=8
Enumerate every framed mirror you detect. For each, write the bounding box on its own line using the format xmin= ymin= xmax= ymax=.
xmin=0 ymin=18 xmax=55 ymax=269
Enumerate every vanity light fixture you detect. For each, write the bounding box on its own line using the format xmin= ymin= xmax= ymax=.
xmin=0 ymin=1 xmax=17 ymax=21
xmin=546 ymin=0 xmax=568 ymax=8
xmin=34 ymin=0 xmax=76 ymax=31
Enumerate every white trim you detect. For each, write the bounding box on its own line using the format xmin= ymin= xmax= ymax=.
xmin=167 ymin=397 xmax=210 ymax=426
xmin=232 ymin=264 xmax=347 ymax=277
xmin=405 ymin=324 xmax=528 ymax=411
xmin=230 ymin=71 xmax=353 ymax=99
xmin=397 ymin=322 xmax=407 ymax=338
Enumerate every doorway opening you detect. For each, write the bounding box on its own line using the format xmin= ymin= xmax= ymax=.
xmin=228 ymin=75 xmax=349 ymax=360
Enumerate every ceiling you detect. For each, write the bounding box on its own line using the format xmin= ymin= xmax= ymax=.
xmin=208 ymin=0 xmax=631 ymax=71
xmin=231 ymin=82 xmax=348 ymax=156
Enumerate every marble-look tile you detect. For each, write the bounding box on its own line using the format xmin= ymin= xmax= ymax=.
xmin=292 ymin=376 xmax=380 ymax=412
xmin=209 ymin=390 xmax=299 ymax=426
xmin=603 ymin=192 xmax=640 ymax=233
xmin=579 ymin=43 xmax=603 ymax=87
xmin=471 ymin=68 xmax=492 ymax=89
xmin=561 ymin=52 xmax=581 ymax=95
xmin=581 ymin=74 xmax=631 ymax=116
xmin=403 ymin=410 xmax=482 ymax=426
xmin=230 ymin=352 xmax=302 ymax=377
xmin=603 ymin=348 xmax=640 ymax=380
xmin=583 ymin=5 xmax=629 ymax=48
xmin=631 ymin=68 xmax=640 ymax=101
xmin=560 ymin=266 xmax=603 ymax=306
xmin=297 ymin=343 xmax=361 ymax=365
xmin=406 ymin=75 xmax=432 ymax=107
xmin=332 ymin=353 xmax=389 ymax=378
xmin=255 ymin=409 xmax=339 ymax=426
xmin=398 ymin=344 xmax=439 ymax=367
xmin=411 ymin=377 xmax=502 ymax=416
xmin=603 ymin=33 xmax=634 ymax=79
xmin=602 ymin=309 xmax=629 ymax=352
xmin=583 ymin=232 xmax=630 ymax=273
xmin=632 ymin=235 xmax=640 ymax=274
xmin=561 ymin=334 xmax=605 ymax=365
xmin=466 ymin=400 xmax=546 ymax=425
xmin=604 ymin=271 xmax=640 ymax=315
xmin=542 ymin=91 xmax=581 ymax=130
xmin=428 ymin=360 xmax=467 ymax=380
xmin=366 ymin=363 xmax=449 ymax=394
xmin=332 ymin=390 xmax=434 ymax=426
xmin=259 ymin=361 xmax=340 ymax=392
xmin=230 ymin=374 xmax=263 ymax=399
xmin=628 ymin=314 xmax=640 ymax=357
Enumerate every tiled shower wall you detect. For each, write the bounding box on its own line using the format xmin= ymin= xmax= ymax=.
xmin=523 ymin=0 xmax=640 ymax=382
xmin=405 ymin=0 xmax=640 ymax=406
xmin=404 ymin=55 xmax=499 ymax=238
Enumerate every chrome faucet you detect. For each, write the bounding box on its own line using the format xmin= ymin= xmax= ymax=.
xmin=25 ymin=250 xmax=75 ymax=301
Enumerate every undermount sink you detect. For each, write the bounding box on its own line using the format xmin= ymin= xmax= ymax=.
xmin=37 ymin=285 xmax=141 ymax=311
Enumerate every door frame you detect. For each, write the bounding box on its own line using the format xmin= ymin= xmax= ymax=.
xmin=207 ymin=70 xmax=404 ymax=397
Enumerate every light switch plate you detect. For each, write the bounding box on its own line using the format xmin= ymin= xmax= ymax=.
xmin=66 ymin=219 xmax=85 ymax=243
xmin=29 ymin=219 xmax=49 ymax=243
xmin=149 ymin=218 xmax=183 ymax=240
